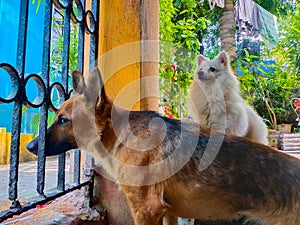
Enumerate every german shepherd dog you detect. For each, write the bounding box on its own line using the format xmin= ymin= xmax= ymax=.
xmin=27 ymin=68 xmax=300 ymax=225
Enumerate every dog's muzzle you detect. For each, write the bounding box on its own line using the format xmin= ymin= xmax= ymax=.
xmin=198 ymin=71 xmax=205 ymax=80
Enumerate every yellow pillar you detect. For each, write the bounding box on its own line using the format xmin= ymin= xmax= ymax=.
xmin=0 ymin=128 xmax=8 ymax=164
xmin=96 ymin=1 xmax=159 ymax=224
xmin=98 ymin=0 xmax=159 ymax=111
xmin=98 ymin=0 xmax=141 ymax=110
xmin=140 ymin=0 xmax=159 ymax=111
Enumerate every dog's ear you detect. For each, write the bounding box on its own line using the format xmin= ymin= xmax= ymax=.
xmin=88 ymin=68 xmax=111 ymax=115
xmin=90 ymin=68 xmax=107 ymax=101
xmin=217 ymin=51 xmax=229 ymax=66
xmin=85 ymin=68 xmax=108 ymax=108
xmin=197 ymin=55 xmax=207 ymax=65
xmin=72 ymin=70 xmax=86 ymax=94
xmin=72 ymin=68 xmax=108 ymax=108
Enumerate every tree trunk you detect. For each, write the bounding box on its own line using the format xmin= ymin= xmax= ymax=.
xmin=219 ymin=0 xmax=236 ymax=61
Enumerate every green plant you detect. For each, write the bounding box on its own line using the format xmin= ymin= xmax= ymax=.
xmin=238 ymin=49 xmax=299 ymax=130
xmin=50 ymin=16 xmax=79 ymax=82
xmin=237 ymin=6 xmax=300 ymax=131
xmin=24 ymin=2 xmax=79 ymax=136
xmin=159 ymin=64 xmax=192 ymax=119
xmin=159 ymin=0 xmax=207 ymax=118
xmin=32 ymin=0 xmax=44 ymax=13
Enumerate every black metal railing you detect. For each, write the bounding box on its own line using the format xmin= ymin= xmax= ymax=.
xmin=0 ymin=0 xmax=98 ymax=222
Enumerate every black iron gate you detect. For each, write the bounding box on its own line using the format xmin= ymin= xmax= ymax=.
xmin=0 ymin=0 xmax=98 ymax=222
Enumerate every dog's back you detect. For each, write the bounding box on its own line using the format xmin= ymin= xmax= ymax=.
xmin=154 ymin=115 xmax=300 ymax=224
xmin=166 ymin=136 xmax=300 ymax=224
xmin=118 ymin=110 xmax=300 ymax=224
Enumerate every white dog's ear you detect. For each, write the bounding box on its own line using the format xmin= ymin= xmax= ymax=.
xmin=72 ymin=70 xmax=86 ymax=94
xmin=197 ymin=55 xmax=208 ymax=65
xmin=217 ymin=51 xmax=229 ymax=66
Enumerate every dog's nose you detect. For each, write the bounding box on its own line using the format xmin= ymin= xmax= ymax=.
xmin=27 ymin=138 xmax=38 ymax=155
xmin=198 ymin=71 xmax=204 ymax=80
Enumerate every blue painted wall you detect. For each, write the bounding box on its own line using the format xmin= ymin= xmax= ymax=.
xmin=237 ymin=60 xmax=276 ymax=76
xmin=0 ymin=0 xmax=45 ymax=133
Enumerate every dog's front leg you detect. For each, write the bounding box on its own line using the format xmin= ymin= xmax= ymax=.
xmin=121 ymin=185 xmax=166 ymax=225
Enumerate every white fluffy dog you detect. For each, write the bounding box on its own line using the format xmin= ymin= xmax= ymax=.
xmin=187 ymin=51 xmax=268 ymax=145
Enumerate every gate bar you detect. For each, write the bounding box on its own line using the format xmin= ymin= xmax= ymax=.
xmin=8 ymin=0 xmax=29 ymax=206
xmin=37 ymin=0 xmax=53 ymax=196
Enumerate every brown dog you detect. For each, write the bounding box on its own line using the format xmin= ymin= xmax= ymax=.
xmin=27 ymin=68 xmax=300 ymax=225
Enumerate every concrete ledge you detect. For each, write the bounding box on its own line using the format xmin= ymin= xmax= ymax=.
xmin=2 ymin=189 xmax=107 ymax=225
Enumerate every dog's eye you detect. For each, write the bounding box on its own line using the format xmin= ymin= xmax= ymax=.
xmin=57 ymin=117 xmax=69 ymax=125
xmin=209 ymin=67 xmax=216 ymax=72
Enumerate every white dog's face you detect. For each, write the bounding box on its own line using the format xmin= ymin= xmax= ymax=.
xmin=195 ymin=51 xmax=229 ymax=83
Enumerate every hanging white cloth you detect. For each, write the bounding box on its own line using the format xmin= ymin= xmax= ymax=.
xmin=199 ymin=0 xmax=225 ymax=9
xmin=235 ymin=0 xmax=278 ymax=46
xmin=257 ymin=4 xmax=278 ymax=47
xmin=235 ymin=0 xmax=261 ymax=36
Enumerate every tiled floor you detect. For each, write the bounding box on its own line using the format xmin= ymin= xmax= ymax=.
xmin=0 ymin=156 xmax=101 ymax=225
xmin=0 ymin=156 xmax=71 ymax=212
